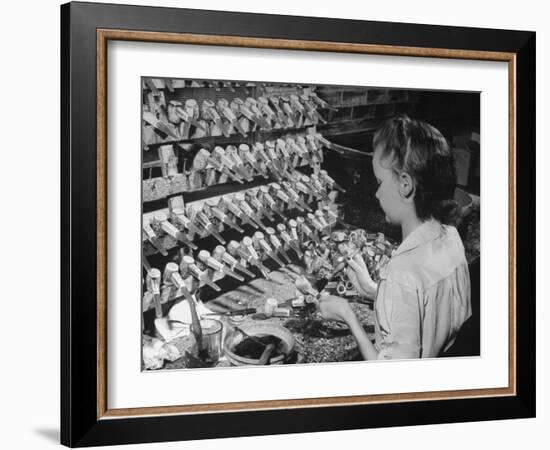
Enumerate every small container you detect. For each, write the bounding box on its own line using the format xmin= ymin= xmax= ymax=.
xmin=187 ymin=318 xmax=223 ymax=367
xmin=264 ymin=298 xmax=279 ymax=317
xmin=273 ymin=307 xmax=291 ymax=317
xmin=335 ymin=282 xmax=346 ymax=295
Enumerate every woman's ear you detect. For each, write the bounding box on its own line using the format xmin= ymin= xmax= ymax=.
xmin=398 ymin=172 xmax=415 ymax=201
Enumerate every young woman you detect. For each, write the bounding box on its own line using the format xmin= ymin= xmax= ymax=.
xmin=319 ymin=115 xmax=472 ymax=360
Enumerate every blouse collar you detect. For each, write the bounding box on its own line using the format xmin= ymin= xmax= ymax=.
xmin=392 ymin=219 xmax=443 ymax=257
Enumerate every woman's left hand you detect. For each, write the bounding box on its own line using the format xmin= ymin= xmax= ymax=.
xmin=346 ymin=253 xmax=377 ymax=298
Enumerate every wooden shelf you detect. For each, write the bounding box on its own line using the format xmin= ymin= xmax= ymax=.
xmin=142 ymin=121 xmax=321 ymax=149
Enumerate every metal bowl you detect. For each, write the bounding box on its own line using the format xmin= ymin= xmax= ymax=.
xmin=223 ymin=322 xmax=295 ymax=366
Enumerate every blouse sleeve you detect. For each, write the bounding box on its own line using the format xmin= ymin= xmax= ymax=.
xmin=376 ymin=262 xmax=472 ymax=359
xmin=376 ymin=279 xmax=422 ymax=360
xmin=420 ymin=261 xmax=472 ymax=356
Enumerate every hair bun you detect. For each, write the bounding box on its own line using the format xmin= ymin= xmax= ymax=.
xmin=432 ymin=199 xmax=460 ymax=226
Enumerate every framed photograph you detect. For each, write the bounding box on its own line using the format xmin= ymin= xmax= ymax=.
xmin=61 ymin=1 xmax=535 ymax=447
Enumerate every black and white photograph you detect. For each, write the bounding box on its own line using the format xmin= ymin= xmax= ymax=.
xmin=54 ymin=1 xmax=536 ymax=447
xmin=141 ymin=77 xmax=480 ymax=370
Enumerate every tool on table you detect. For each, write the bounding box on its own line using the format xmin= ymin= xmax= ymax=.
xmin=259 ymin=344 xmax=276 ymax=365
xmin=203 ymin=308 xmax=257 ymax=317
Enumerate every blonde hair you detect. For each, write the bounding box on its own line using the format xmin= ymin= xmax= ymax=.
xmin=373 ymin=115 xmax=459 ymax=225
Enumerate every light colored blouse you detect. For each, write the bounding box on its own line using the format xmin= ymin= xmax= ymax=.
xmin=374 ymin=219 xmax=472 ymax=360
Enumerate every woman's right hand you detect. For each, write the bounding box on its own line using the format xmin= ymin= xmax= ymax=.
xmin=346 ymin=253 xmax=377 ymax=298
xmin=318 ymin=293 xmax=355 ymax=323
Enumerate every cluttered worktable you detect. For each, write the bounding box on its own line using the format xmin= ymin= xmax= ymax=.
xmin=142 ymin=221 xmax=397 ymax=371
xmin=159 ymin=264 xmax=376 ymax=369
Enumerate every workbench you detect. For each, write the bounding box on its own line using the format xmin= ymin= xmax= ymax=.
xmin=160 ymin=264 xmax=376 ymax=369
